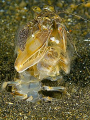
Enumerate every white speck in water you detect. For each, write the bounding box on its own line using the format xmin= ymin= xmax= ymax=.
xmin=2 ymin=0 xmax=5 ymax=2
xmin=24 ymin=7 xmax=27 ymax=10
xmin=22 ymin=16 xmax=26 ymax=19
xmin=0 ymin=9 xmax=4 ymax=12
xmin=84 ymin=39 xmax=90 ymax=41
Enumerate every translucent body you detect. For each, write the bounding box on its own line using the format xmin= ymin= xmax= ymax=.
xmin=2 ymin=6 xmax=74 ymax=102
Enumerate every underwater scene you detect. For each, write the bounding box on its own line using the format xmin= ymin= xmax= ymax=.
xmin=0 ymin=0 xmax=90 ymax=119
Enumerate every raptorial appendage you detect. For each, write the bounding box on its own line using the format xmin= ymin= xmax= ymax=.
xmin=2 ymin=6 xmax=73 ymax=102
